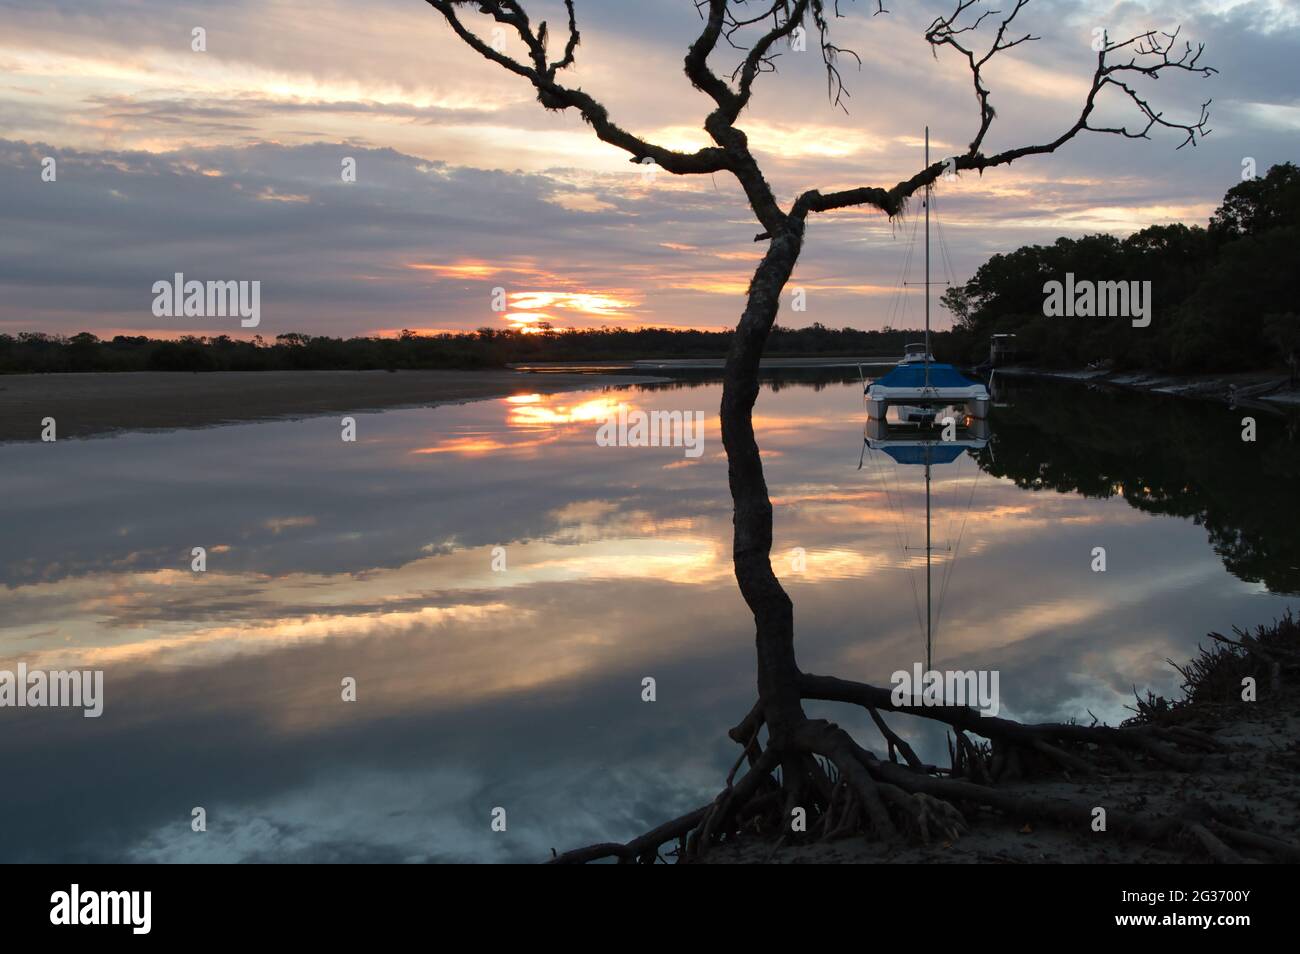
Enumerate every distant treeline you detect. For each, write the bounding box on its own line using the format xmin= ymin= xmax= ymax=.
xmin=10 ymin=164 xmax=1294 ymax=377
xmin=0 ymin=325 xmax=949 ymax=374
xmin=943 ymin=161 xmax=1300 ymax=373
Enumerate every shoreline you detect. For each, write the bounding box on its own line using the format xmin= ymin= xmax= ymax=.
xmin=995 ymin=365 xmax=1300 ymax=412
xmin=10 ymin=362 xmax=1295 ymax=444
xmin=510 ymin=356 xmax=897 ymax=372
xmin=0 ymin=369 xmax=665 ymax=443
xmin=697 ymin=618 xmax=1300 ymax=865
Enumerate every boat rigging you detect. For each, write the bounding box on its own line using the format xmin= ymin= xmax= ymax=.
xmin=858 ymin=127 xmax=992 ymax=670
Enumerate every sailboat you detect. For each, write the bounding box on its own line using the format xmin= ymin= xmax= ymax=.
xmin=864 ymin=128 xmax=990 ymax=423
xmin=858 ymin=129 xmax=991 ymax=671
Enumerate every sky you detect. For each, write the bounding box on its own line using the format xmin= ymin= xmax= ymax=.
xmin=1 ymin=0 xmax=1297 ymax=338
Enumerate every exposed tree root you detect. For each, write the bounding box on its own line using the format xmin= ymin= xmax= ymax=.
xmin=549 ymin=659 xmax=1300 ymax=865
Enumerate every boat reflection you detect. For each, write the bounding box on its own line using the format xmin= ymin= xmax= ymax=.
xmin=860 ymin=411 xmax=990 ymax=669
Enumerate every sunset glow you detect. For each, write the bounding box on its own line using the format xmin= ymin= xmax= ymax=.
xmin=1 ymin=0 xmax=1276 ymax=338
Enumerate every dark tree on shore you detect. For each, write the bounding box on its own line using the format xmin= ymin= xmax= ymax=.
xmin=941 ymin=162 xmax=1300 ymax=372
xmin=423 ymin=1 xmax=1299 ymax=864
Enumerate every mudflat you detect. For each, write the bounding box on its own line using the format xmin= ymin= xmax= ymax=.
xmin=0 ymin=369 xmax=655 ymax=442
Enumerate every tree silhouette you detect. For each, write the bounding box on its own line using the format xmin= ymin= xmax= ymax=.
xmin=940 ymin=163 xmax=1300 ymax=372
xmin=419 ymin=1 xmax=1293 ymax=864
xmin=973 ymin=380 xmax=1300 ymax=595
xmin=1210 ymin=161 xmax=1300 ymax=241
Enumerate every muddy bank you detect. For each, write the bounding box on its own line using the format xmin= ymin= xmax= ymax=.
xmin=699 ymin=618 xmax=1300 ymax=864
xmin=995 ymin=366 xmax=1300 ymax=412
xmin=702 ymin=696 xmax=1298 ymax=863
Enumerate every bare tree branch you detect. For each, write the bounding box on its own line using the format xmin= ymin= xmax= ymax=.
xmin=685 ymin=0 xmax=740 ymax=111
xmin=789 ymin=4 xmax=1216 ymax=228
xmin=548 ymin=0 xmax=580 ymax=73
xmin=731 ymin=0 xmax=812 ymax=116
xmin=926 ymin=0 xmax=1038 ymax=155
xmin=423 ymin=0 xmax=730 ymax=175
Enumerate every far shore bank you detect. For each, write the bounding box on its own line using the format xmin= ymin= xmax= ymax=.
xmin=995 ymin=365 xmax=1300 ymax=412
xmin=510 ymin=356 xmax=898 ymax=372
xmin=0 ymin=369 xmax=664 ymax=443
xmin=8 ymin=361 xmax=1297 ymax=445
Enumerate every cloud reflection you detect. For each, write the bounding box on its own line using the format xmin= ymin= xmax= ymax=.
xmin=0 ymin=376 xmax=1292 ymax=861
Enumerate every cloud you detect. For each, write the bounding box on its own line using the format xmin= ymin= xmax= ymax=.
xmin=2 ymin=0 xmax=1297 ymax=337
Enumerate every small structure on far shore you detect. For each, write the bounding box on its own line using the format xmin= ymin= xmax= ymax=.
xmin=989 ymin=333 xmax=1018 ymax=368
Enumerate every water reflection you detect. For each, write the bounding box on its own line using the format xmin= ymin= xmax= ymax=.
xmin=978 ymin=380 xmax=1300 ymax=595
xmin=0 ymin=374 xmax=1294 ymax=861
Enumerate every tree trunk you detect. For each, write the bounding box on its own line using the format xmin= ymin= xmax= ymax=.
xmin=720 ymin=226 xmax=806 ymax=744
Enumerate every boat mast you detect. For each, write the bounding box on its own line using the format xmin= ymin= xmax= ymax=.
xmin=925 ymin=127 xmax=933 ymax=670
xmin=924 ymin=126 xmax=931 ymax=391
xmin=925 ymin=452 xmax=932 ymax=671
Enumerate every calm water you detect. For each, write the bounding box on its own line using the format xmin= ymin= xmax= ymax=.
xmin=1 ymin=372 xmax=1296 ymax=862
